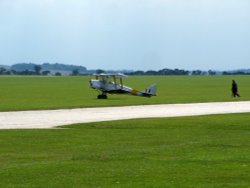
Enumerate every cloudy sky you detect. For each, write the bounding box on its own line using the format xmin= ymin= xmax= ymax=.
xmin=0 ymin=0 xmax=249 ymax=70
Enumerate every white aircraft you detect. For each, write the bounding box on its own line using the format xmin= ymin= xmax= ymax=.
xmin=89 ymin=73 xmax=157 ymax=99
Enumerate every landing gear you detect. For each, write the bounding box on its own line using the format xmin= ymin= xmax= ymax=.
xmin=97 ymin=94 xmax=108 ymax=99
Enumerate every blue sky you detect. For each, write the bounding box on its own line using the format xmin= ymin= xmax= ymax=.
xmin=0 ymin=0 xmax=249 ymax=70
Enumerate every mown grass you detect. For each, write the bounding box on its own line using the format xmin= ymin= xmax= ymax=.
xmin=1 ymin=75 xmax=249 ymax=187
xmin=0 ymin=75 xmax=250 ymax=111
xmin=0 ymin=113 xmax=250 ymax=187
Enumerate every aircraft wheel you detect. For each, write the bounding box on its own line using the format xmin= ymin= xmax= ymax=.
xmin=97 ymin=94 xmax=108 ymax=99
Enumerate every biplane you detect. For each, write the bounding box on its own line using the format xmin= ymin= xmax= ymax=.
xmin=89 ymin=73 xmax=157 ymax=99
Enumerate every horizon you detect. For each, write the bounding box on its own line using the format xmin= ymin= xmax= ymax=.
xmin=0 ymin=0 xmax=250 ymax=71
xmin=1 ymin=62 xmax=250 ymax=72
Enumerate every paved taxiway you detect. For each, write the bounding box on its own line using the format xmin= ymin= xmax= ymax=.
xmin=0 ymin=101 xmax=250 ymax=129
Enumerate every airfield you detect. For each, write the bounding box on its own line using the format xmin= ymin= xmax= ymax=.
xmin=1 ymin=76 xmax=250 ymax=187
xmin=1 ymin=101 xmax=250 ymax=129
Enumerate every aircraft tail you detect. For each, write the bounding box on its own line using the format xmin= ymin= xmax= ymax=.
xmin=141 ymin=84 xmax=157 ymax=97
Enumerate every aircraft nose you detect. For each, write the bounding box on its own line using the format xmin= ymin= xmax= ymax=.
xmin=89 ymin=80 xmax=100 ymax=89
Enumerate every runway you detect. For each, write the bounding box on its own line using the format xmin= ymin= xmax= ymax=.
xmin=0 ymin=101 xmax=250 ymax=129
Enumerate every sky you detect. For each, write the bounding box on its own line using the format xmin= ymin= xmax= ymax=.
xmin=0 ymin=0 xmax=250 ymax=71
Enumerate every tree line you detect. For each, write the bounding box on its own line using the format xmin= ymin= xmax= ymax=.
xmin=1 ymin=65 xmax=250 ymax=76
xmin=0 ymin=63 xmax=88 ymax=76
xmin=126 ymin=69 xmax=250 ymax=75
xmin=0 ymin=65 xmax=54 ymax=75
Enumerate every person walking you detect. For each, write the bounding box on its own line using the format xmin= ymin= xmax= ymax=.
xmin=232 ymin=80 xmax=240 ymax=97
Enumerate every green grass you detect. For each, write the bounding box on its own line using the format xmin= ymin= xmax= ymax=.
xmin=0 ymin=75 xmax=250 ymax=111
xmin=1 ymin=75 xmax=249 ymax=187
xmin=0 ymin=113 xmax=250 ymax=187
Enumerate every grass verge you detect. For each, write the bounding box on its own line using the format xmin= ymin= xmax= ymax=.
xmin=0 ymin=113 xmax=250 ymax=187
xmin=0 ymin=75 xmax=250 ymax=111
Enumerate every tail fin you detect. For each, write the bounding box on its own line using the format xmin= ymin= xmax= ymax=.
xmin=143 ymin=84 xmax=157 ymax=96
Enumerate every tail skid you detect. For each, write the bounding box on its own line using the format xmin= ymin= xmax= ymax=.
xmin=141 ymin=84 xmax=157 ymax=97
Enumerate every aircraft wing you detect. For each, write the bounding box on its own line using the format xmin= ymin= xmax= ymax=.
xmin=93 ymin=73 xmax=128 ymax=78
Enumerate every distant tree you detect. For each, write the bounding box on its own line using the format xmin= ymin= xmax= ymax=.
xmin=96 ymin=69 xmax=105 ymax=74
xmin=145 ymin=70 xmax=157 ymax=75
xmin=0 ymin=68 xmax=6 ymax=74
xmin=5 ymin=71 xmax=11 ymax=75
xmin=19 ymin=69 xmax=34 ymax=75
xmin=158 ymin=68 xmax=174 ymax=75
xmin=192 ymin=70 xmax=202 ymax=75
xmin=174 ymin=69 xmax=189 ymax=75
xmin=208 ymin=70 xmax=216 ymax=75
xmin=129 ymin=70 xmax=145 ymax=75
xmin=222 ymin=71 xmax=246 ymax=75
xmin=34 ymin=65 xmax=42 ymax=75
xmin=55 ymin=72 xmax=62 ymax=76
xmin=11 ymin=70 xmax=17 ymax=75
xmin=41 ymin=70 xmax=51 ymax=75
xmin=72 ymin=69 xmax=79 ymax=76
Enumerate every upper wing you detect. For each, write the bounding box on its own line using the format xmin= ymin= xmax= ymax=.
xmin=93 ymin=73 xmax=128 ymax=78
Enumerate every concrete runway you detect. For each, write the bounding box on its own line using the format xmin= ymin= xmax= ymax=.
xmin=0 ymin=101 xmax=250 ymax=129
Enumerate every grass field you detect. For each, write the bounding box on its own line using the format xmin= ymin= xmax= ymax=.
xmin=1 ymin=75 xmax=250 ymax=187
xmin=0 ymin=113 xmax=250 ymax=187
xmin=0 ymin=75 xmax=250 ymax=111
